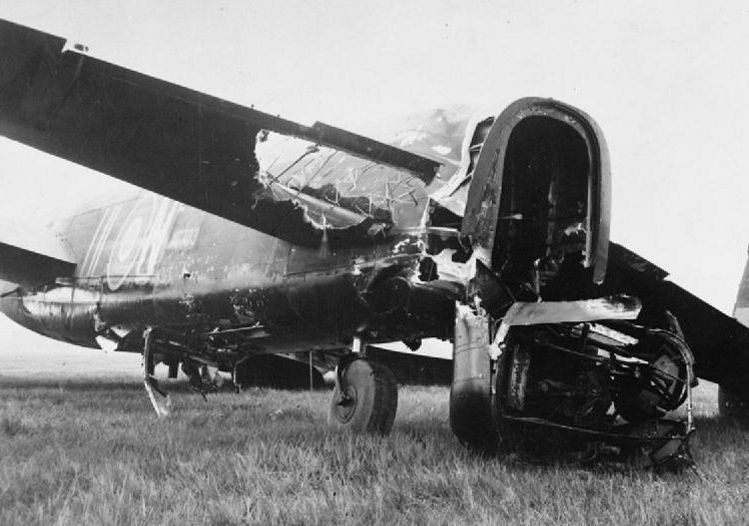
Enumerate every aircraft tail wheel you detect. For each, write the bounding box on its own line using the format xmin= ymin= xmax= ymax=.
xmin=719 ymin=385 xmax=749 ymax=419
xmin=328 ymin=359 xmax=398 ymax=435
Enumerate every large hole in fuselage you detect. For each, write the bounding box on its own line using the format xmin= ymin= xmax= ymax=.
xmin=492 ymin=116 xmax=591 ymax=280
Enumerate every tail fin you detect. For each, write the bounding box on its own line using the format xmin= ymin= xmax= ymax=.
xmin=734 ymin=245 xmax=749 ymax=327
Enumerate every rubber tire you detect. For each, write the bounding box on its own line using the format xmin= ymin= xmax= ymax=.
xmin=328 ymin=359 xmax=398 ymax=435
xmin=718 ymin=385 xmax=749 ymax=419
xmin=492 ymin=336 xmax=527 ymax=453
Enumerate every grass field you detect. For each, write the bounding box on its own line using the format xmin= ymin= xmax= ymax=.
xmin=1 ymin=370 xmax=749 ymax=526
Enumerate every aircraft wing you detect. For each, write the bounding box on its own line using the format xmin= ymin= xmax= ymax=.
xmin=366 ymin=345 xmax=452 ymax=385
xmin=0 ymin=19 xmax=440 ymax=248
xmin=235 ymin=345 xmax=451 ymax=389
xmin=603 ymin=242 xmax=749 ymax=391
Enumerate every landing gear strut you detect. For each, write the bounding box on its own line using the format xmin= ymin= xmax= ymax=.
xmin=143 ymin=327 xmax=171 ymax=417
xmin=141 ymin=327 xmax=226 ymax=415
xmin=328 ymin=356 xmax=398 ymax=435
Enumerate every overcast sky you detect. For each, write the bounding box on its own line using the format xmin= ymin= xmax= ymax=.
xmin=1 ymin=0 xmax=748 ymax=321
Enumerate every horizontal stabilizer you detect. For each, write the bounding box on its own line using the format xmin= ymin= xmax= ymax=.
xmin=0 ymin=218 xmax=76 ymax=289
xmin=0 ymin=19 xmax=440 ymax=248
xmin=733 ymin=246 xmax=749 ymax=327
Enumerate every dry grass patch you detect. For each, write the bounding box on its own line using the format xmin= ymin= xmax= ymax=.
xmin=1 ymin=377 xmax=748 ymax=525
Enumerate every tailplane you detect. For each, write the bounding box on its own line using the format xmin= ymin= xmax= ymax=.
xmin=733 ymin=245 xmax=749 ymax=327
xmin=0 ymin=217 xmax=76 ymax=290
xmin=718 ymin=244 xmax=749 ymax=416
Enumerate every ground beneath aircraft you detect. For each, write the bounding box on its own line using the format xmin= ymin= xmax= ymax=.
xmin=0 ymin=363 xmax=747 ymax=525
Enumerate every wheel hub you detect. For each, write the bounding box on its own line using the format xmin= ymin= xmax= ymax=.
xmin=334 ymin=385 xmax=358 ymax=423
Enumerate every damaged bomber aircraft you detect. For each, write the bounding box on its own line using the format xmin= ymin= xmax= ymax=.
xmin=2 ymin=19 xmax=749 ymax=469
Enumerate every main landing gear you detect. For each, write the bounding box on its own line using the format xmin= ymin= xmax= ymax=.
xmin=449 ymin=298 xmax=697 ymax=470
xmin=328 ymin=345 xmax=399 ymax=435
xmin=140 ymin=326 xmax=401 ymax=432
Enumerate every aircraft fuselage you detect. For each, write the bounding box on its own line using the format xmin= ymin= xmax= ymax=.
xmin=0 ymin=190 xmax=452 ymax=354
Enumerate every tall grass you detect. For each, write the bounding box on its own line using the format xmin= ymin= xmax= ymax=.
xmin=0 ymin=377 xmax=747 ymax=525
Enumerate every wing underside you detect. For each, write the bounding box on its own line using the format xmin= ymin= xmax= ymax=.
xmin=0 ymin=19 xmax=440 ymax=248
xmin=605 ymin=242 xmax=749 ymax=391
